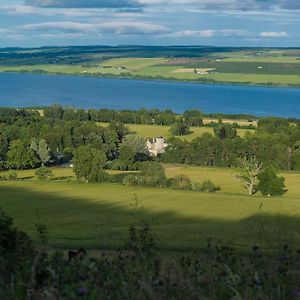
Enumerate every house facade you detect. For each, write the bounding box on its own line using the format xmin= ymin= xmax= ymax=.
xmin=146 ymin=137 xmax=168 ymax=156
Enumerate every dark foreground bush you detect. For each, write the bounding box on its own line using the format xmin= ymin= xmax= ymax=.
xmin=0 ymin=209 xmax=35 ymax=299
xmin=1 ymin=210 xmax=299 ymax=299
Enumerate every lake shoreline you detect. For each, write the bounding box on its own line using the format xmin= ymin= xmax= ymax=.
xmin=1 ymin=69 xmax=300 ymax=89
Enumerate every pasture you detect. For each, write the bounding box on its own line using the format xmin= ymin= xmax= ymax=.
xmin=1 ymin=165 xmax=300 ymax=250
xmin=1 ymin=48 xmax=300 ymax=86
xmin=99 ymin=123 xmax=253 ymax=140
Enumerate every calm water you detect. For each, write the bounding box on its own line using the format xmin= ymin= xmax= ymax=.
xmin=1 ymin=72 xmax=300 ymax=117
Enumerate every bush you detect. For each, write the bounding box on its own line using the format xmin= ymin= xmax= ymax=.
xmin=126 ymin=221 xmax=156 ymax=256
xmin=170 ymin=174 xmax=192 ymax=190
xmin=0 ymin=170 xmax=17 ymax=181
xmin=123 ymin=174 xmax=139 ymax=186
xmin=35 ymin=167 xmax=54 ymax=181
xmin=191 ymin=181 xmax=202 ymax=191
xmin=200 ymin=180 xmax=221 ymax=192
xmin=0 ymin=210 xmax=35 ymax=298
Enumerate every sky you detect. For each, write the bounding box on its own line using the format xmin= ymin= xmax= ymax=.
xmin=0 ymin=0 xmax=299 ymax=47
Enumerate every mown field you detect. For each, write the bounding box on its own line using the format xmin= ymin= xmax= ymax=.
xmin=1 ymin=165 xmax=300 ymax=250
xmin=99 ymin=123 xmax=253 ymax=141
xmin=1 ymin=47 xmax=300 ymax=86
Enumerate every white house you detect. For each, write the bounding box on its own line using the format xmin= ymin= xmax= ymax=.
xmin=146 ymin=137 xmax=168 ymax=156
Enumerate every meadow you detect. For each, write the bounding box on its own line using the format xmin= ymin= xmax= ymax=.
xmin=1 ymin=47 xmax=300 ymax=86
xmin=1 ymin=165 xmax=300 ymax=250
xmin=99 ymin=123 xmax=253 ymax=141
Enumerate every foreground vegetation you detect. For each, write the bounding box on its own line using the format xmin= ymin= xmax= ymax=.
xmin=2 ymin=208 xmax=300 ymax=299
xmin=1 ymin=46 xmax=300 ymax=86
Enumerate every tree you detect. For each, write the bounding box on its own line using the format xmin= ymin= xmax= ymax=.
xmin=236 ymin=156 xmax=263 ymax=195
xmin=119 ymin=134 xmax=149 ymax=167
xmin=73 ymin=145 xmax=107 ymax=183
xmin=169 ymin=123 xmax=190 ymax=136
xmin=138 ymin=161 xmax=168 ymax=187
xmin=118 ymin=145 xmax=136 ymax=170
xmin=292 ymin=151 xmax=300 ymax=171
xmin=31 ymin=138 xmax=50 ymax=166
xmin=257 ymin=168 xmax=287 ymax=196
xmin=121 ymin=134 xmax=147 ymax=155
xmin=7 ymin=140 xmax=37 ymax=169
xmin=214 ymin=124 xmax=237 ymax=139
xmin=183 ymin=110 xmax=203 ymax=127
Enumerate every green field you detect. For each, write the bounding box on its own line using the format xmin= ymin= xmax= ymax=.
xmin=1 ymin=47 xmax=300 ymax=86
xmin=100 ymin=123 xmax=253 ymax=141
xmin=1 ymin=165 xmax=300 ymax=250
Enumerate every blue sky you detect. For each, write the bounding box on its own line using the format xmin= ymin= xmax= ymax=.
xmin=0 ymin=0 xmax=299 ymax=47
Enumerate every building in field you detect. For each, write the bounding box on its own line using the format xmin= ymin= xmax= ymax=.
xmin=146 ymin=137 xmax=168 ymax=156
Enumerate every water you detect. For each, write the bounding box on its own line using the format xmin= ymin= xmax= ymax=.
xmin=1 ymin=72 xmax=300 ymax=117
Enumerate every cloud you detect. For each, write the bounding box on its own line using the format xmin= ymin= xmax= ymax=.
xmin=25 ymin=0 xmax=143 ymax=8
xmin=0 ymin=28 xmax=11 ymax=35
xmin=3 ymin=5 xmax=143 ymax=17
xmin=21 ymin=0 xmax=300 ymax=11
xmin=0 ymin=28 xmax=25 ymax=40
xmin=260 ymin=31 xmax=290 ymax=38
xmin=171 ymin=29 xmax=250 ymax=37
xmin=20 ymin=21 xmax=169 ymax=35
xmin=141 ymin=0 xmax=300 ymax=11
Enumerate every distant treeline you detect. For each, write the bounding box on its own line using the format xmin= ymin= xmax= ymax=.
xmin=3 ymin=105 xmax=261 ymax=128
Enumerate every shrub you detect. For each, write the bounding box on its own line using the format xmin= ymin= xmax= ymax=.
xmin=170 ymin=174 xmax=192 ymax=190
xmin=201 ymin=180 xmax=221 ymax=192
xmin=191 ymin=181 xmax=202 ymax=191
xmin=35 ymin=167 xmax=54 ymax=181
xmin=0 ymin=170 xmax=17 ymax=181
xmin=0 ymin=210 xmax=35 ymax=298
xmin=123 ymin=174 xmax=139 ymax=186
xmin=126 ymin=220 xmax=156 ymax=256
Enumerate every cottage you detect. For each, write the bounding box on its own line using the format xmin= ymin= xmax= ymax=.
xmin=146 ymin=137 xmax=168 ymax=156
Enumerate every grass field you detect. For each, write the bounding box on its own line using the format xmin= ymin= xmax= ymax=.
xmin=1 ymin=49 xmax=300 ymax=86
xmin=99 ymin=123 xmax=253 ymax=140
xmin=1 ymin=165 xmax=300 ymax=250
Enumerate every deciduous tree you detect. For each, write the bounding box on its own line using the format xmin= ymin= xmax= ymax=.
xmin=236 ymin=156 xmax=262 ymax=195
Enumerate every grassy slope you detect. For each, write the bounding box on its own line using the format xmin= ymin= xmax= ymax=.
xmin=1 ymin=166 xmax=300 ymax=250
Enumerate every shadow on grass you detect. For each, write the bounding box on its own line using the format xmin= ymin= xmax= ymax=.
xmin=0 ymin=184 xmax=299 ymax=251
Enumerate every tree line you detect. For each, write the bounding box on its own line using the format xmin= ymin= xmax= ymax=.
xmin=162 ymin=119 xmax=300 ymax=171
